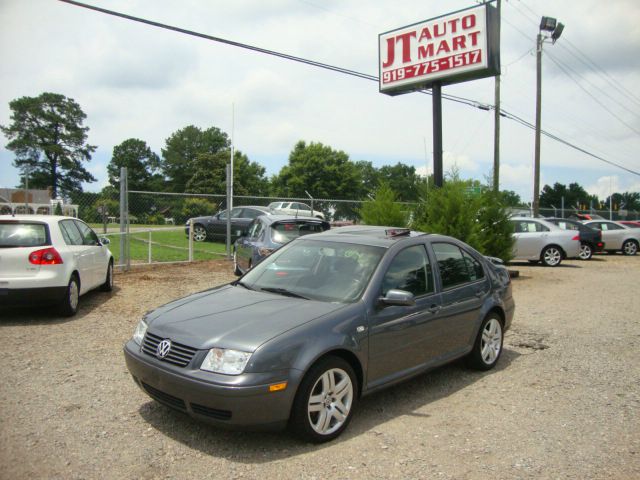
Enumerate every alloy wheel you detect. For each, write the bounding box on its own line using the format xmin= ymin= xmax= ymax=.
xmin=542 ymin=247 xmax=562 ymax=266
xmin=307 ymin=368 xmax=354 ymax=436
xmin=481 ymin=318 xmax=503 ymax=365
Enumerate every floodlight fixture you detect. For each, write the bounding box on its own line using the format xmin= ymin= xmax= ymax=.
xmin=539 ymin=16 xmax=557 ymax=32
xmin=551 ymin=22 xmax=565 ymax=43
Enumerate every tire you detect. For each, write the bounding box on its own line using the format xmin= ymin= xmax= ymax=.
xmin=193 ymin=224 xmax=207 ymax=242
xmin=290 ymin=356 xmax=358 ymax=443
xmin=579 ymin=243 xmax=593 ymax=261
xmin=100 ymin=261 xmax=114 ymax=292
xmin=465 ymin=313 xmax=504 ymax=371
xmin=622 ymin=240 xmax=638 ymax=256
xmin=233 ymin=250 xmax=242 ymax=276
xmin=541 ymin=245 xmax=562 ymax=267
xmin=59 ymin=274 xmax=80 ymax=317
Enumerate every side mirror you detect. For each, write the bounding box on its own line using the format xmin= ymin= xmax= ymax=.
xmin=379 ymin=289 xmax=415 ymax=307
xmin=100 ymin=237 xmax=111 ymax=245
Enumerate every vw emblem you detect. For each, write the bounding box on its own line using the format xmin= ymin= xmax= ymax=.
xmin=156 ymin=339 xmax=172 ymax=359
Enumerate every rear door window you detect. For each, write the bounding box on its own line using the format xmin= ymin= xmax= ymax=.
xmin=74 ymin=220 xmax=99 ymax=246
xmin=59 ymin=220 xmax=82 ymax=245
xmin=433 ymin=242 xmax=472 ymax=289
xmin=0 ymin=222 xmax=49 ymax=247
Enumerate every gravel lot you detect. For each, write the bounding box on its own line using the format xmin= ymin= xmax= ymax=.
xmin=1 ymin=255 xmax=638 ymax=480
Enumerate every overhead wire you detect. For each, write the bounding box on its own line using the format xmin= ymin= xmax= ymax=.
xmin=57 ymin=0 xmax=640 ymax=177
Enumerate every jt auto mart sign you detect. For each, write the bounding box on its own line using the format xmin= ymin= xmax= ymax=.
xmin=379 ymin=3 xmax=500 ymax=95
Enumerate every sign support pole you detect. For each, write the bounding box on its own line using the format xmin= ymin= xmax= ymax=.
xmin=432 ymin=82 xmax=443 ymax=187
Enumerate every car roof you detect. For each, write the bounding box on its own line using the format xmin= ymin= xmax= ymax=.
xmin=0 ymin=214 xmax=77 ymax=224
xmin=299 ymin=225 xmax=431 ymax=248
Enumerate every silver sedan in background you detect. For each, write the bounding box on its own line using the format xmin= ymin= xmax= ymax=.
xmin=510 ymin=217 xmax=581 ymax=267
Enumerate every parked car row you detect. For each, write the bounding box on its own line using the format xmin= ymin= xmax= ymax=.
xmin=510 ymin=216 xmax=640 ymax=267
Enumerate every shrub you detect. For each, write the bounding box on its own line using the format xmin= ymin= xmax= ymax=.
xmin=359 ymin=183 xmax=408 ymax=227
xmin=411 ymin=173 xmax=514 ymax=262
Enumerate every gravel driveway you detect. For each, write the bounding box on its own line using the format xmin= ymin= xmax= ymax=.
xmin=1 ymin=255 xmax=638 ymax=479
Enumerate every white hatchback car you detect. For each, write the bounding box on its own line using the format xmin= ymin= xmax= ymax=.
xmin=510 ymin=217 xmax=581 ymax=267
xmin=268 ymin=201 xmax=325 ymax=219
xmin=582 ymin=220 xmax=640 ymax=256
xmin=0 ymin=215 xmax=114 ymax=316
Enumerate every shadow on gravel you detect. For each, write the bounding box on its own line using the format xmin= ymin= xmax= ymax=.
xmin=138 ymin=347 xmax=521 ymax=462
xmin=0 ymin=286 xmax=120 ymax=326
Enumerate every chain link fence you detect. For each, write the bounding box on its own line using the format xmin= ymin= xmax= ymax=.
xmin=9 ymin=183 xmax=637 ymax=269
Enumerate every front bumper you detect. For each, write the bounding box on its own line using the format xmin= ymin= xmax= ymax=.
xmin=123 ymin=340 xmax=302 ymax=430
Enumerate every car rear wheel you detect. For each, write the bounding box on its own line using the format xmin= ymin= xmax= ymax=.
xmin=541 ymin=246 xmax=562 ymax=267
xmin=290 ymin=356 xmax=357 ymax=443
xmin=100 ymin=261 xmax=114 ymax=291
xmin=60 ymin=275 xmax=80 ymax=317
xmin=233 ymin=250 xmax=242 ymax=276
xmin=622 ymin=240 xmax=638 ymax=256
xmin=465 ymin=314 xmax=504 ymax=371
xmin=579 ymin=243 xmax=593 ymax=260
xmin=193 ymin=225 xmax=207 ymax=242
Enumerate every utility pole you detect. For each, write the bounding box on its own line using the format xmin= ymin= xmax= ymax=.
xmin=533 ymin=17 xmax=564 ymax=217
xmin=493 ymin=0 xmax=501 ymax=193
xmin=533 ymin=32 xmax=543 ymax=217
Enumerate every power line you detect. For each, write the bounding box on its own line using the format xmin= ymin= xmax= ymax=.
xmin=57 ymin=0 xmax=640 ymax=178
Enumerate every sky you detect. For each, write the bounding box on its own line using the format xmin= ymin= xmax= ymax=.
xmin=1 ymin=0 xmax=639 ymax=205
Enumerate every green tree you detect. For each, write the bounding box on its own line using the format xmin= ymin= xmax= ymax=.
xmin=161 ymin=125 xmax=229 ymax=192
xmin=359 ymin=183 xmax=408 ymax=227
xmin=185 ymin=149 xmax=269 ymax=196
xmin=107 ymin=138 xmax=161 ymax=191
xmin=499 ymin=190 xmax=524 ymax=207
xmin=1 ymin=92 xmax=97 ymax=197
xmin=540 ymin=182 xmax=598 ymax=210
xmin=378 ymin=163 xmax=423 ymax=202
xmin=272 ymin=141 xmax=362 ymax=219
xmin=354 ymin=160 xmax=380 ymax=198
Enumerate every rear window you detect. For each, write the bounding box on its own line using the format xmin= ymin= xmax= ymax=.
xmin=271 ymin=221 xmax=328 ymax=244
xmin=0 ymin=222 xmax=50 ymax=248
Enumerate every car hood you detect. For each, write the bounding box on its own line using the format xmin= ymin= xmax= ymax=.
xmin=145 ymin=284 xmax=346 ymax=351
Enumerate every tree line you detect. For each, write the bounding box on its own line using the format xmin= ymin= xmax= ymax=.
xmin=2 ymin=92 xmax=639 ymax=213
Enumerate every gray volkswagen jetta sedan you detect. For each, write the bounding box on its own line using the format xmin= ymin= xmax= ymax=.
xmin=124 ymin=226 xmax=515 ymax=442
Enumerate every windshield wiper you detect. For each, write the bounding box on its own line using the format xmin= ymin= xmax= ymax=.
xmin=260 ymin=287 xmax=309 ymax=300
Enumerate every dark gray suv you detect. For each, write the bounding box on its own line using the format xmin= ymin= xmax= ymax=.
xmin=124 ymin=226 xmax=515 ymax=442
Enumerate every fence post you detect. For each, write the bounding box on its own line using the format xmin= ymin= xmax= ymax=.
xmin=148 ymin=230 xmax=152 ymax=264
xmin=188 ymin=219 xmax=194 ymax=262
xmin=119 ymin=167 xmax=130 ymax=271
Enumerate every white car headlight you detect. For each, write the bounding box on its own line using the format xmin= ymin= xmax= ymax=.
xmin=201 ymin=348 xmax=251 ymax=375
xmin=133 ymin=319 xmax=148 ymax=345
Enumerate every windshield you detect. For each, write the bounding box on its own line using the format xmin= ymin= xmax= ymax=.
xmin=241 ymin=239 xmax=385 ymax=303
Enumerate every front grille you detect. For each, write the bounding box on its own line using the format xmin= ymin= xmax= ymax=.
xmin=142 ymin=332 xmax=198 ymax=367
xmin=191 ymin=403 xmax=232 ymax=421
xmin=141 ymin=382 xmax=187 ymax=412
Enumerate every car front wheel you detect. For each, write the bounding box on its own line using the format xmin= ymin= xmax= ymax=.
xmin=465 ymin=314 xmax=504 ymax=371
xmin=60 ymin=275 xmax=80 ymax=317
xmin=541 ymin=246 xmax=562 ymax=267
xmin=622 ymin=240 xmax=638 ymax=256
xmin=290 ymin=356 xmax=357 ymax=443
xmin=579 ymin=243 xmax=593 ymax=260
xmin=193 ymin=225 xmax=207 ymax=242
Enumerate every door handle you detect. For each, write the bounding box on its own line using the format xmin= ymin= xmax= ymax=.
xmin=474 ymin=290 xmax=486 ymax=298
xmin=428 ymin=304 xmax=441 ymax=313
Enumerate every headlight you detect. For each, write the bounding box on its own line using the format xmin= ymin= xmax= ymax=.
xmin=201 ymin=348 xmax=251 ymax=375
xmin=133 ymin=319 xmax=148 ymax=345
